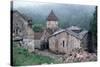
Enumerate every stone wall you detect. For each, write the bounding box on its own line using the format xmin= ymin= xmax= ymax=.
xmin=49 ymin=31 xmax=81 ymax=54
xmin=49 ymin=36 xmax=56 ymax=52
xmin=81 ymin=34 xmax=88 ymax=50
xmin=12 ymin=11 xmax=34 ymax=52
xmin=34 ymin=40 xmax=41 ymax=49
xmin=68 ymin=34 xmax=81 ymax=52
xmin=56 ymin=32 xmax=68 ymax=53
xmin=20 ymin=39 xmax=34 ymax=52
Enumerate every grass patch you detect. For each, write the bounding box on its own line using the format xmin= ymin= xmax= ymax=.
xmin=12 ymin=42 xmax=55 ymax=66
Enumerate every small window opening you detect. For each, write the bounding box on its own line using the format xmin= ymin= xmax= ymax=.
xmin=63 ymin=40 xmax=65 ymax=47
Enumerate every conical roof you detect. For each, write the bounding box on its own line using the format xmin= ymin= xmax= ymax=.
xmin=47 ymin=10 xmax=58 ymax=21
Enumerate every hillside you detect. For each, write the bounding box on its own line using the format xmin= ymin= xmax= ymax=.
xmin=13 ymin=1 xmax=95 ymax=30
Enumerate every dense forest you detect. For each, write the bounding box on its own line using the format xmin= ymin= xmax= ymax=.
xmin=13 ymin=1 xmax=95 ymax=30
xmin=88 ymin=6 xmax=97 ymax=53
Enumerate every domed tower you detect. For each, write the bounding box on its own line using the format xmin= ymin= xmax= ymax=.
xmin=46 ymin=10 xmax=58 ymax=30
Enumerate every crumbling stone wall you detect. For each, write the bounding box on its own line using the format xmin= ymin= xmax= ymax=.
xmin=12 ymin=11 xmax=34 ymax=52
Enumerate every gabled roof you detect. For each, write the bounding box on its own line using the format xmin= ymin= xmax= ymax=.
xmin=13 ymin=10 xmax=32 ymax=22
xmin=47 ymin=10 xmax=58 ymax=21
xmin=79 ymin=30 xmax=88 ymax=39
xmin=52 ymin=29 xmax=65 ymax=36
xmin=49 ymin=29 xmax=66 ymax=38
xmin=49 ymin=26 xmax=88 ymax=40
xmin=67 ymin=28 xmax=88 ymax=40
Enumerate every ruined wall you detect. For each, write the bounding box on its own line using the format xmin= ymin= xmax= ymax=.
xmin=34 ymin=40 xmax=41 ymax=49
xmin=12 ymin=11 xmax=34 ymax=52
xmin=13 ymin=12 xmax=25 ymax=37
xmin=21 ymin=39 xmax=34 ymax=52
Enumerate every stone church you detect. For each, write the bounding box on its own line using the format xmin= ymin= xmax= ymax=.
xmin=38 ymin=10 xmax=88 ymax=53
xmin=49 ymin=26 xmax=88 ymax=54
xmin=34 ymin=10 xmax=60 ymax=49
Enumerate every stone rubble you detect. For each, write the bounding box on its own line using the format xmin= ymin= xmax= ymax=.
xmin=63 ymin=49 xmax=97 ymax=63
xmin=18 ymin=39 xmax=34 ymax=52
xmin=34 ymin=48 xmax=97 ymax=63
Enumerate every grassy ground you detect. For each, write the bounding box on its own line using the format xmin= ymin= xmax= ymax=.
xmin=12 ymin=42 xmax=55 ymax=66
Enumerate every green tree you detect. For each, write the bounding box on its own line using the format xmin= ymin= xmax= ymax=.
xmin=32 ymin=24 xmax=43 ymax=32
xmin=89 ymin=6 xmax=97 ymax=52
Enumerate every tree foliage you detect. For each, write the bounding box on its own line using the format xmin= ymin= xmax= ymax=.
xmin=89 ymin=6 xmax=97 ymax=52
xmin=32 ymin=24 xmax=44 ymax=32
